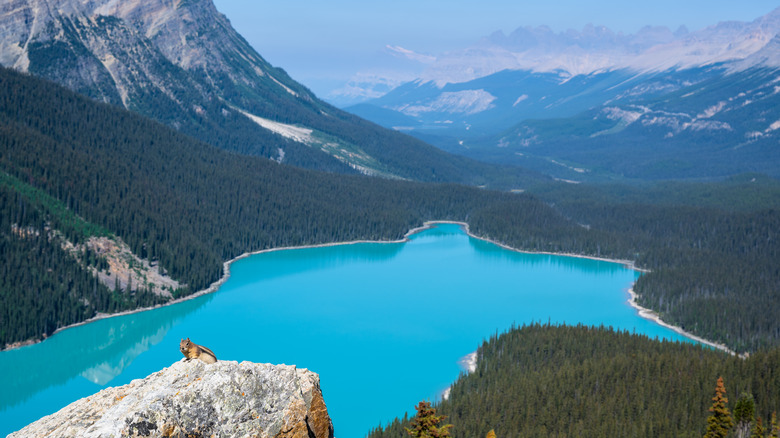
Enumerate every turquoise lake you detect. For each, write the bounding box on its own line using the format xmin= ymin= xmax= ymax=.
xmin=0 ymin=223 xmax=693 ymax=437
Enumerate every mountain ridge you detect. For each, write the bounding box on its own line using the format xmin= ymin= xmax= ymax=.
xmin=0 ymin=0 xmax=542 ymax=188
xmin=346 ymin=8 xmax=780 ymax=181
xmin=332 ymin=7 xmax=780 ymax=104
xmin=413 ymin=6 xmax=780 ymax=87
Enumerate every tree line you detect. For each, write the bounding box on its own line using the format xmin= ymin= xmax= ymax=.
xmin=0 ymin=65 xmax=778 ymax=355
xmin=0 ymin=67 xmax=559 ymax=347
xmin=368 ymin=324 xmax=780 ymax=438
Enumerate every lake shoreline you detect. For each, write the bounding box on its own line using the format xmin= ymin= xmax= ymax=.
xmin=625 ymin=288 xmax=735 ymax=355
xmin=2 ymin=220 xmax=724 ymax=356
xmin=448 ymin=220 xmax=736 ymax=356
xmin=2 ymin=226 xmax=422 ymax=351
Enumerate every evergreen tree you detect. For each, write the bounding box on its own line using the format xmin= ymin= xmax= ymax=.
xmin=735 ymin=393 xmax=756 ymax=438
xmin=771 ymin=412 xmax=779 ymax=438
xmin=751 ymin=417 xmax=766 ymax=438
xmin=368 ymin=325 xmax=780 ymax=438
xmin=406 ymin=401 xmax=452 ymax=438
xmin=704 ymin=377 xmax=734 ymax=438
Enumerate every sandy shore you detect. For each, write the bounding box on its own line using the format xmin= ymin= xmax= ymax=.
xmin=626 ymin=288 xmax=735 ymax=355
xmin=3 ymin=220 xmax=730 ymax=356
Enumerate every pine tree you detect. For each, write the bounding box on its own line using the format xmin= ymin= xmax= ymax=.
xmin=770 ymin=412 xmax=779 ymax=438
xmin=734 ymin=393 xmax=756 ymax=438
xmin=406 ymin=401 xmax=452 ymax=438
xmin=704 ymin=377 xmax=734 ymax=438
xmin=751 ymin=417 xmax=765 ymax=438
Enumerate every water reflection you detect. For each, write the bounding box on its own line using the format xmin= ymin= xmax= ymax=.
xmin=0 ymin=238 xmax=401 ymax=422
xmin=1 ymin=223 xmax=681 ymax=438
xmin=0 ymin=293 xmax=212 ymax=410
xmin=468 ymin=236 xmax=630 ymax=275
xmin=233 ymin=239 xmax=405 ymax=283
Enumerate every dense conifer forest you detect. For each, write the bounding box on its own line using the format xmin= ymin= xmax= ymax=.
xmin=468 ymin=191 xmax=780 ymax=352
xmin=368 ymin=324 xmax=780 ymax=438
xmin=0 ymin=66 xmax=778 ymax=356
xmin=0 ymin=178 xmax=166 ymax=344
xmin=0 ymin=68 xmax=561 ymax=347
xmin=519 ymin=178 xmax=780 ymax=352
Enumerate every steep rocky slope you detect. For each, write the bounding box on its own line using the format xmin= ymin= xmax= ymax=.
xmin=0 ymin=0 xmax=539 ymax=187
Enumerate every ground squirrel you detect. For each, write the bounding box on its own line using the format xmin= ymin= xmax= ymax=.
xmin=179 ymin=338 xmax=218 ymax=364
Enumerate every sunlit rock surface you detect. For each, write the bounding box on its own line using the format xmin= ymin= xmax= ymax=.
xmin=10 ymin=360 xmax=334 ymax=438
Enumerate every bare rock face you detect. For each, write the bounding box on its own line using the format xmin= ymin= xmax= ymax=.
xmin=0 ymin=0 xmax=341 ymax=173
xmin=0 ymin=0 xmax=311 ymax=107
xmin=9 ymin=360 xmax=334 ymax=438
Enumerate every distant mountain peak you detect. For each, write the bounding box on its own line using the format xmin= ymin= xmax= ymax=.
xmin=417 ymin=8 xmax=780 ymax=86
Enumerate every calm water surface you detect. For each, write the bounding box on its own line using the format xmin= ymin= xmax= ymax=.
xmin=0 ymin=223 xmax=692 ymax=437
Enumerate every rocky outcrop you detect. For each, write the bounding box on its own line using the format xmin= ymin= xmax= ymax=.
xmin=9 ymin=360 xmax=334 ymax=438
xmin=0 ymin=0 xmax=369 ymax=174
xmin=0 ymin=0 xmax=310 ymax=106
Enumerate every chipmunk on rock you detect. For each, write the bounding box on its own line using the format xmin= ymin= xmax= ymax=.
xmin=180 ymin=338 xmax=218 ymax=364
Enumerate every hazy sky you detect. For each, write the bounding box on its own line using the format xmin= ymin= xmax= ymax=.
xmin=212 ymin=0 xmax=779 ymax=96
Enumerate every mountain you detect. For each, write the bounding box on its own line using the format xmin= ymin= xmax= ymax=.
xmin=324 ymin=45 xmax=435 ymax=107
xmin=3 ymin=66 xmax=779 ymax=354
xmin=414 ymin=7 xmax=780 ymax=85
xmin=485 ymin=66 xmax=780 ymax=181
xmin=348 ymin=8 xmax=780 ymax=181
xmin=0 ymin=0 xmax=540 ymax=188
xmin=0 ymin=66 xmax=568 ymax=348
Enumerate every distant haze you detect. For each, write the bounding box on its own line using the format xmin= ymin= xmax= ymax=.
xmin=213 ymin=0 xmax=779 ymax=102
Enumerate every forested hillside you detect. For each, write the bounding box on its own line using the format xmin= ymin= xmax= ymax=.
xmin=0 ymin=67 xmax=564 ymax=348
xmin=0 ymin=175 xmax=166 ymax=345
xmin=0 ymin=0 xmax=544 ymax=188
xmin=1 ymin=67 xmax=778 ymax=355
xmin=529 ymin=180 xmax=780 ymax=352
xmin=468 ymin=198 xmax=780 ymax=352
xmin=368 ymin=324 xmax=780 ymax=438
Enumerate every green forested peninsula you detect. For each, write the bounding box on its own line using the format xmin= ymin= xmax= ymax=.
xmin=492 ymin=179 xmax=780 ymax=352
xmin=368 ymin=324 xmax=780 ymax=438
xmin=0 ymin=66 xmax=778 ymax=355
xmin=469 ymin=192 xmax=780 ymax=353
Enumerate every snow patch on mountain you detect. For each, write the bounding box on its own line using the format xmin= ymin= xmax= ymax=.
xmin=513 ymin=94 xmax=529 ymax=106
xmin=603 ymin=106 xmax=649 ymax=124
xmin=268 ymin=74 xmax=298 ymax=97
xmin=688 ymin=120 xmax=733 ymax=132
xmin=767 ymin=119 xmax=780 ymax=132
xmin=328 ymin=72 xmax=414 ymax=103
xmin=238 ymin=110 xmax=313 ymax=144
xmin=386 ymin=45 xmax=436 ymax=64
xmin=413 ymin=7 xmax=780 ymax=87
xmin=638 ymin=108 xmax=734 ymax=136
xmin=394 ymin=89 xmax=497 ymax=116
xmin=697 ymin=101 xmax=727 ymax=119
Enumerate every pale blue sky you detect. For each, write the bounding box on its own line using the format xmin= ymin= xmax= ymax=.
xmin=212 ymin=0 xmax=780 ymax=96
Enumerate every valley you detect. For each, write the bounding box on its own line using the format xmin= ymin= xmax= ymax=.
xmin=0 ymin=0 xmax=541 ymax=189
xmin=349 ymin=9 xmax=780 ymax=182
xmin=0 ymin=0 xmax=778 ymax=436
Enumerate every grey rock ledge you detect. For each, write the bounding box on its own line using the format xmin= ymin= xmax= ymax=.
xmin=10 ymin=360 xmax=334 ymax=438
